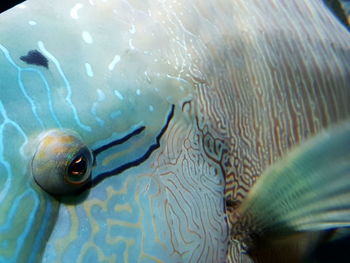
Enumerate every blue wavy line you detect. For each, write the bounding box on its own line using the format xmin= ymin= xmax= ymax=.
xmin=13 ymin=190 xmax=39 ymax=262
xmin=0 ymin=101 xmax=28 ymax=202
xmin=38 ymin=41 xmax=91 ymax=132
xmin=25 ymin=68 xmax=62 ymax=128
xmin=0 ymin=44 xmax=61 ymax=128
xmin=0 ymin=104 xmax=12 ymax=204
xmin=0 ymin=44 xmax=44 ymax=128
xmin=28 ymin=196 xmax=54 ymax=263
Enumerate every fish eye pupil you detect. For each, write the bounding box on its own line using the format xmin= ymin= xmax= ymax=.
xmin=68 ymin=155 xmax=87 ymax=177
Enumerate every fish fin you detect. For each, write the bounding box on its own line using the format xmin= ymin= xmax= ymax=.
xmin=238 ymin=121 xmax=350 ymax=241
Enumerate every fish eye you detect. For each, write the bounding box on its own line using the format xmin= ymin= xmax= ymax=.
xmin=66 ymin=155 xmax=88 ymax=183
xmin=31 ymin=129 xmax=93 ymax=196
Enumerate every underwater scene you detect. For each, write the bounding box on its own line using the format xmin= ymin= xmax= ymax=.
xmin=0 ymin=0 xmax=349 ymax=262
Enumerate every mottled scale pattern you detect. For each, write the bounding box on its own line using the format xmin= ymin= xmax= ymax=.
xmin=172 ymin=0 xmax=350 ymax=261
xmin=146 ymin=0 xmax=350 ymax=261
xmin=151 ymin=104 xmax=228 ymax=262
xmin=179 ymin=0 xmax=350 ymax=201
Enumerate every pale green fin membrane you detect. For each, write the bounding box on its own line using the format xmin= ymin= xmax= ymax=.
xmin=239 ymin=121 xmax=350 ymax=236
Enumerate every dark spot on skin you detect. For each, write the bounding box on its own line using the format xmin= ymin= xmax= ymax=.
xmin=20 ymin=50 xmax=49 ymax=69
xmin=226 ymin=198 xmax=240 ymax=210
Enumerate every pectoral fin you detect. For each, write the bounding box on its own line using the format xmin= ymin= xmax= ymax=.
xmin=236 ymin=121 xmax=350 ymax=243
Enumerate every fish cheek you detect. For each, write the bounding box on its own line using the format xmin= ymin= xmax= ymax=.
xmin=0 ymin=137 xmax=59 ymax=262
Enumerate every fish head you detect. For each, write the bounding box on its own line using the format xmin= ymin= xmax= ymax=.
xmin=0 ymin=1 xmax=228 ymax=262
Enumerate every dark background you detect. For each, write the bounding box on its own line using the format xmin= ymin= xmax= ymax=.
xmin=0 ymin=0 xmax=25 ymax=13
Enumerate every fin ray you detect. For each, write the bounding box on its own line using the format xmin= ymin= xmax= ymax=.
xmin=238 ymin=121 xmax=350 ymax=237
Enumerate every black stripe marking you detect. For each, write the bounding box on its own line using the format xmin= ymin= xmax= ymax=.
xmin=84 ymin=104 xmax=175 ymax=190
xmin=92 ymin=126 xmax=145 ymax=156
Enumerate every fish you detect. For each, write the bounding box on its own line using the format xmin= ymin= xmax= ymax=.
xmin=0 ymin=0 xmax=349 ymax=263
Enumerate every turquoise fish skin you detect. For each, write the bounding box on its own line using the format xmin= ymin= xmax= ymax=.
xmin=0 ymin=0 xmax=224 ymax=262
xmin=0 ymin=0 xmax=349 ymax=263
